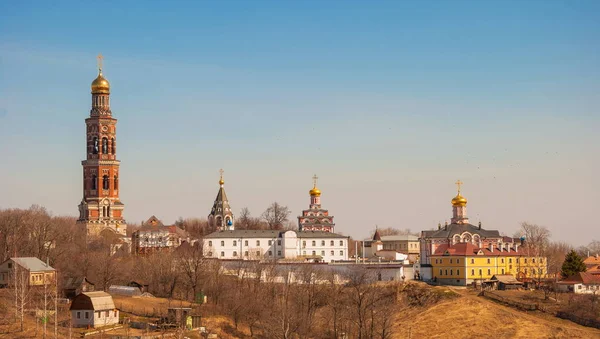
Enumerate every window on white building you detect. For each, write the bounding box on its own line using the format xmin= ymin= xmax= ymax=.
xmin=312 ymin=251 xmax=316 ymax=255
xmin=302 ymin=241 xmax=306 ymax=247
xmin=312 ymin=240 xmax=316 ymax=246
xmin=340 ymin=240 xmax=344 ymax=246
xmin=233 ymin=240 xmax=237 ymax=246
xmin=233 ymin=251 xmax=237 ymax=257
xmin=208 ymin=241 xmax=212 ymax=246
xmin=331 ymin=251 xmax=334 ymax=255
xmin=256 ymin=240 xmax=260 ymax=246
xmin=268 ymin=240 xmax=272 ymax=246
xmin=321 ymin=240 xmax=325 ymax=246
xmin=77 ymin=312 xmax=81 ymax=319
xmin=330 ymin=240 xmax=334 ymax=246
xmin=220 ymin=252 xmax=225 ymax=257
xmin=244 ymin=251 xmax=248 ymax=257
xmin=268 ymin=251 xmax=273 ymax=256
xmin=277 ymin=240 xmax=281 ymax=246
xmin=340 ymin=250 xmax=343 ymax=256
xmin=277 ymin=251 xmax=281 ymax=256
xmin=245 ymin=240 xmax=248 ymax=246
xmin=321 ymin=251 xmax=325 ymax=256
xmin=221 ymin=241 xmax=224 ymax=246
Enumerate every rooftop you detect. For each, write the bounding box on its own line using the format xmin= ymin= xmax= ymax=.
xmin=8 ymin=257 xmax=55 ymax=272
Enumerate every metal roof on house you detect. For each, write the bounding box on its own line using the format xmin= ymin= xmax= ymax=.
xmin=10 ymin=257 xmax=55 ymax=272
xmin=380 ymin=234 xmax=419 ymax=241
xmin=421 ymin=223 xmax=501 ymax=239
xmin=70 ymin=291 xmax=115 ymax=311
xmin=204 ymin=230 xmax=348 ymax=239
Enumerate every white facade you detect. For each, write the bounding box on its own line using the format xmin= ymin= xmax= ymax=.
xmin=204 ymin=230 xmax=349 ymax=262
xmin=70 ymin=291 xmax=119 ymax=328
xmin=72 ymin=309 xmax=120 ymax=328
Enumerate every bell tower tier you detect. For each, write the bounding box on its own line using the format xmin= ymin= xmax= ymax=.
xmin=298 ymin=174 xmax=336 ymax=232
xmin=77 ymin=54 xmax=127 ymax=237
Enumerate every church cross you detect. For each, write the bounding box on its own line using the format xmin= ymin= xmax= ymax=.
xmin=219 ymin=168 xmax=224 ymax=179
xmin=97 ymin=53 xmax=104 ymax=73
xmin=455 ymin=180 xmax=463 ymax=194
xmin=312 ymin=174 xmax=318 ymax=187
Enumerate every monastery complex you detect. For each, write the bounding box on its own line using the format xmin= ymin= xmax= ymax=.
xmin=75 ymin=57 xmax=547 ymax=286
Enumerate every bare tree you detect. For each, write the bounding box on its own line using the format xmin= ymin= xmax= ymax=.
xmin=176 ymin=242 xmax=206 ymax=302
xmin=262 ymin=202 xmax=291 ymax=230
xmin=9 ymin=263 xmax=32 ymax=332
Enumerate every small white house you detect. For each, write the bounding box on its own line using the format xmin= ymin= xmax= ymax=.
xmin=557 ymin=272 xmax=600 ymax=294
xmin=70 ymin=291 xmax=119 ymax=328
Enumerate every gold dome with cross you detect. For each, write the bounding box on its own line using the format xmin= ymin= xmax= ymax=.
xmin=451 ymin=180 xmax=468 ymax=207
xmin=309 ymin=174 xmax=321 ymax=196
xmin=91 ymin=54 xmax=110 ymax=94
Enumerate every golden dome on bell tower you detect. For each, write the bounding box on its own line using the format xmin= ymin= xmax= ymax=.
xmin=91 ymin=54 xmax=110 ymax=94
xmin=309 ymin=174 xmax=321 ymax=196
xmin=451 ymin=180 xmax=468 ymax=207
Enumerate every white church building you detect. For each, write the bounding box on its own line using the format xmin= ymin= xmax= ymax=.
xmin=204 ymin=229 xmax=349 ymax=262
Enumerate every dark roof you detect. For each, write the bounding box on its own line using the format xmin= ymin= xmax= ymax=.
xmin=205 ymin=230 xmax=348 ymax=239
xmin=208 ymin=185 xmax=232 ymax=219
xmin=372 ymin=230 xmax=382 ymax=241
xmin=421 ymin=223 xmax=501 ymax=239
xmin=205 ymin=230 xmax=283 ymax=239
xmin=297 ymin=231 xmax=348 ymax=239
xmin=64 ymin=277 xmax=94 ymax=290
xmin=432 ymin=243 xmax=524 ymax=257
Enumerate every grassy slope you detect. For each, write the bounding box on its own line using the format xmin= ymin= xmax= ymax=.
xmin=394 ymin=288 xmax=600 ymax=339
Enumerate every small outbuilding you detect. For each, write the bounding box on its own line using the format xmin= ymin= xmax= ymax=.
xmin=489 ymin=274 xmax=523 ymax=290
xmin=70 ymin=291 xmax=119 ymax=328
xmin=63 ymin=277 xmax=95 ymax=299
xmin=128 ymin=281 xmax=149 ymax=293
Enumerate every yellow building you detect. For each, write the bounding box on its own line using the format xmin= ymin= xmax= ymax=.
xmin=0 ymin=257 xmax=56 ymax=287
xmin=430 ymin=242 xmax=547 ymax=286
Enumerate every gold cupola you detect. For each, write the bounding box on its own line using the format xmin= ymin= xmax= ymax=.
xmin=91 ymin=54 xmax=110 ymax=94
xmin=219 ymin=168 xmax=225 ymax=186
xmin=451 ymin=180 xmax=468 ymax=207
xmin=309 ymin=174 xmax=321 ymax=196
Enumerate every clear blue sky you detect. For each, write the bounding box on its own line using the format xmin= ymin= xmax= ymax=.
xmin=1 ymin=1 xmax=598 ymax=246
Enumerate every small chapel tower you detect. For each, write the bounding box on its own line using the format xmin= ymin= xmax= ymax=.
xmin=208 ymin=169 xmax=234 ymax=231
xmin=77 ymin=55 xmax=127 ymax=237
xmin=298 ymin=175 xmax=336 ymax=232
xmin=450 ymin=180 xmax=469 ymax=224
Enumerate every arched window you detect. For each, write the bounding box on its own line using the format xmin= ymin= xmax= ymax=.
xmin=114 ymin=176 xmax=118 ymax=190
xmin=102 ymin=175 xmax=109 ymax=190
xmin=102 ymin=138 xmax=108 ymax=154
xmin=91 ymin=175 xmax=97 ymax=190
xmin=111 ymin=138 xmax=116 ymax=155
xmin=93 ymin=137 xmax=99 ymax=154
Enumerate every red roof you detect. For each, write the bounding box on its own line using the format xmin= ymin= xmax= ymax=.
xmin=560 ymin=272 xmax=600 ymax=285
xmin=584 ymin=255 xmax=600 ymax=266
xmin=432 ymin=242 xmax=525 ymax=257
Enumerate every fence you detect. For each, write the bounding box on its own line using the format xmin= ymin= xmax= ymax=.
xmin=556 ymin=311 xmax=600 ymax=330
xmin=116 ymin=303 xmax=166 ymax=318
xmin=481 ymin=291 xmax=538 ymax=311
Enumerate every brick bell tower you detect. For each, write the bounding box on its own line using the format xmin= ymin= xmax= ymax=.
xmin=77 ymin=54 xmax=127 ymax=237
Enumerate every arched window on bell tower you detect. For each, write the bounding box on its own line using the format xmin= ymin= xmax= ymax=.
xmin=93 ymin=137 xmax=99 ymax=154
xmin=102 ymin=137 xmax=108 ymax=154
xmin=114 ymin=175 xmax=118 ymax=190
xmin=111 ymin=138 xmax=116 ymax=155
xmin=91 ymin=175 xmax=97 ymax=190
xmin=102 ymin=175 xmax=109 ymax=190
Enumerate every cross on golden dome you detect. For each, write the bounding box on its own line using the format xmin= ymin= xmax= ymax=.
xmin=97 ymin=53 xmax=104 ymax=74
xmin=452 ymin=179 xmax=467 ymax=207
xmin=309 ymin=174 xmax=321 ymax=197
xmin=455 ymin=179 xmax=463 ymax=194
xmin=219 ymin=169 xmax=224 ymax=185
